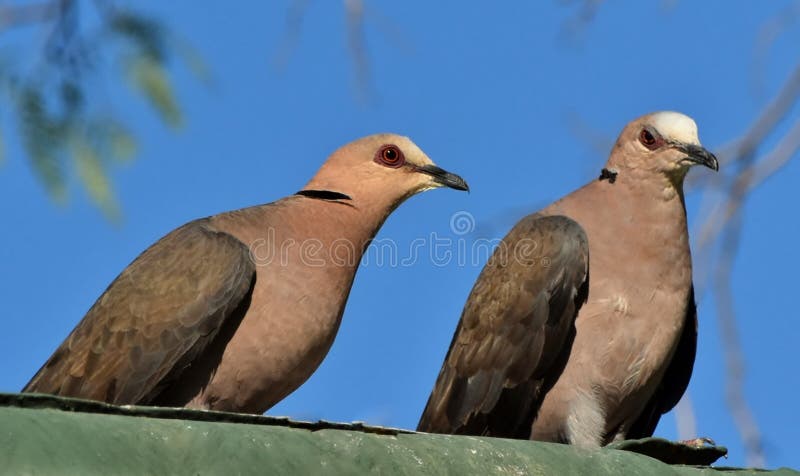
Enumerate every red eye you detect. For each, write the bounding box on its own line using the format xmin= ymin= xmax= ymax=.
xmin=375 ymin=145 xmax=405 ymax=168
xmin=639 ymin=129 xmax=659 ymax=149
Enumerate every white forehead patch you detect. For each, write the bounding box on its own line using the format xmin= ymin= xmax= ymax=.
xmin=650 ymin=111 xmax=700 ymax=145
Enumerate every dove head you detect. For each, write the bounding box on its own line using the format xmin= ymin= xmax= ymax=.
xmin=302 ymin=134 xmax=468 ymax=207
xmin=606 ymin=111 xmax=718 ymax=184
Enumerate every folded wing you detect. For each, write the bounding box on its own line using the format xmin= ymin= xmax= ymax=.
xmin=418 ymin=215 xmax=589 ymax=437
xmin=23 ymin=220 xmax=257 ymax=405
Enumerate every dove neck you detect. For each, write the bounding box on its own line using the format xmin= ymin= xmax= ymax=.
xmin=602 ymin=164 xmax=688 ymax=207
xmin=302 ymin=175 xmax=416 ymax=247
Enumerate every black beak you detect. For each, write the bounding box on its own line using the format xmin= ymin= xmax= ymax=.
xmin=680 ymin=143 xmax=719 ymax=171
xmin=415 ymin=164 xmax=470 ymax=191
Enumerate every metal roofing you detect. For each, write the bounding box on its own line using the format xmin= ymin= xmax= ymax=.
xmin=1 ymin=393 xmax=795 ymax=475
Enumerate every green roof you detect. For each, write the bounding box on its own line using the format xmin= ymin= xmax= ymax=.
xmin=1 ymin=393 xmax=795 ymax=475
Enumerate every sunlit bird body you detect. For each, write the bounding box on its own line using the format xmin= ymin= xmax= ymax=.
xmin=24 ymin=134 xmax=468 ymax=414
xmin=418 ymin=112 xmax=718 ymax=445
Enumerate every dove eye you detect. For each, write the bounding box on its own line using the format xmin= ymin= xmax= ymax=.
xmin=639 ymin=128 xmax=661 ymax=150
xmin=376 ymin=145 xmax=405 ymax=168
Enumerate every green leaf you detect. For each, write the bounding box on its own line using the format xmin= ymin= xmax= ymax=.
xmin=110 ymin=12 xmax=166 ymax=62
xmin=107 ymin=122 xmax=137 ymax=162
xmin=83 ymin=119 xmax=138 ymax=165
xmin=17 ymin=86 xmax=67 ymax=201
xmin=71 ymin=133 xmax=121 ymax=221
xmin=174 ymin=38 xmax=212 ymax=85
xmin=126 ymin=55 xmax=182 ymax=128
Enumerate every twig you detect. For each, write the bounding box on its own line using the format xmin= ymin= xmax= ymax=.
xmin=344 ymin=0 xmax=372 ymax=104
xmin=273 ymin=0 xmax=375 ymax=103
xmin=713 ymin=209 xmax=765 ymax=468
xmin=751 ymin=2 xmax=800 ymax=98
xmin=674 ymin=394 xmax=697 ymax=441
xmin=272 ymin=0 xmax=311 ymax=71
xmin=558 ymin=0 xmax=606 ymax=44
xmin=689 ymin=59 xmax=800 ymax=470
xmin=560 ymin=52 xmax=800 ymax=470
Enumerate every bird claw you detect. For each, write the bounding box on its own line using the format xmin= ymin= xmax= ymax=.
xmin=679 ymin=437 xmax=717 ymax=448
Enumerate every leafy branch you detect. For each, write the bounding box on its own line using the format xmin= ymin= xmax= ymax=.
xmin=0 ymin=0 xmax=204 ymax=220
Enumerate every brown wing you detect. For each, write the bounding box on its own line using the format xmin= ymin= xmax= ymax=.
xmin=22 ymin=219 xmax=256 ymax=405
xmin=417 ymin=215 xmax=589 ymax=437
xmin=627 ymin=285 xmax=698 ymax=439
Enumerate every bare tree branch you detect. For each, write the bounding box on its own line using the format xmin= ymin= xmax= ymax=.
xmin=558 ymin=0 xmax=606 ymax=43
xmin=751 ymin=1 xmax=800 ymax=98
xmin=565 ymin=111 xmax=614 ymax=157
xmin=556 ymin=5 xmax=800 ymax=465
xmin=344 ymin=0 xmax=371 ymax=104
xmin=689 ymin=54 xmax=800 ymax=471
xmin=675 ymin=395 xmax=698 ymax=441
xmin=695 ymin=63 xmax=800 ymax=250
xmin=273 ymin=0 xmax=376 ymax=103
xmin=272 ymin=0 xmax=311 ymax=71
xmin=713 ymin=210 xmax=765 ymax=468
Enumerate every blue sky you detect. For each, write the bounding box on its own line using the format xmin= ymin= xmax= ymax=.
xmin=2 ymin=1 xmax=798 ymax=469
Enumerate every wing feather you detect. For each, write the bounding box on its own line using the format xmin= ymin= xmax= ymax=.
xmin=418 ymin=215 xmax=589 ymax=437
xmin=23 ymin=219 xmax=256 ymax=405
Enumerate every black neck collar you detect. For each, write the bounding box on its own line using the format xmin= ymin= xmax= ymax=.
xmin=296 ymin=190 xmax=352 ymax=201
xmin=598 ymin=168 xmax=618 ymax=184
